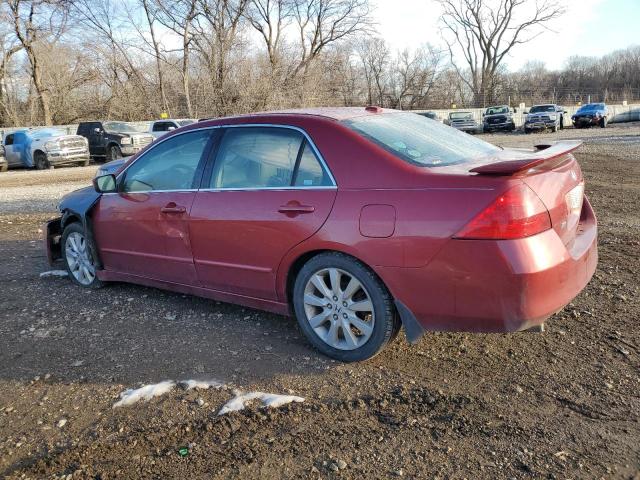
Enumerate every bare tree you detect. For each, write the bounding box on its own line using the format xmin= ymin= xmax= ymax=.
xmin=437 ymin=0 xmax=565 ymax=105
xmin=4 ymin=0 xmax=68 ymax=124
xmin=357 ymin=37 xmax=389 ymax=106
xmin=155 ymin=0 xmax=199 ymax=117
xmin=291 ymin=0 xmax=372 ymax=78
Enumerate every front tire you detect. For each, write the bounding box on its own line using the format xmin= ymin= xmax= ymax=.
xmin=293 ymin=252 xmax=398 ymax=362
xmin=600 ymin=117 xmax=607 ymax=128
xmin=34 ymin=151 xmax=49 ymax=170
xmin=61 ymin=222 xmax=103 ymax=288
xmin=107 ymin=145 xmax=122 ymax=162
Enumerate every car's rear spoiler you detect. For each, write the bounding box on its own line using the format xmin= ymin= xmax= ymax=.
xmin=470 ymin=140 xmax=583 ymax=175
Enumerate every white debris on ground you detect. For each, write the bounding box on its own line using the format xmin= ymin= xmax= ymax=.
xmin=218 ymin=390 xmax=305 ymax=415
xmin=180 ymin=379 xmax=224 ymax=390
xmin=39 ymin=270 xmax=68 ymax=278
xmin=113 ymin=380 xmax=176 ymax=408
xmin=113 ymin=379 xmax=224 ymax=407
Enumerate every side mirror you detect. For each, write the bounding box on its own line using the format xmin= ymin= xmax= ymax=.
xmin=523 ymin=110 xmax=529 ymax=115
xmin=93 ymin=174 xmax=117 ymax=193
xmin=168 ymin=126 xmax=176 ymax=131
xmin=93 ymin=128 xmax=102 ymax=134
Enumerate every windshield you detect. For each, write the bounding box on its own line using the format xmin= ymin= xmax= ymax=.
xmin=343 ymin=112 xmax=499 ymax=167
xmin=486 ymin=106 xmax=509 ymax=115
xmin=177 ymin=119 xmax=196 ymax=126
xmin=103 ymin=121 xmax=145 ymax=133
xmin=577 ymin=103 xmax=604 ymax=112
xmin=30 ymin=129 xmax=66 ymax=139
xmin=530 ymin=105 xmax=555 ymax=113
xmin=450 ymin=112 xmax=473 ymax=120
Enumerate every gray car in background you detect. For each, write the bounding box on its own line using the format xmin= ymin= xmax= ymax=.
xmin=444 ymin=111 xmax=481 ymax=134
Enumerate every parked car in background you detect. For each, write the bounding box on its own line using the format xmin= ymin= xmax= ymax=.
xmin=416 ymin=111 xmax=439 ymax=121
xmin=0 ymin=144 xmax=6 ymax=172
xmin=482 ymin=105 xmax=516 ymax=132
xmin=444 ymin=111 xmax=481 ymax=133
xmin=77 ymin=121 xmax=155 ymax=162
xmin=46 ymin=107 xmax=597 ymax=362
xmin=523 ymin=104 xmax=566 ymax=133
xmin=149 ymin=119 xmax=197 ymax=138
xmin=95 ymin=158 xmax=126 ymax=177
xmin=572 ymin=103 xmax=608 ymax=128
xmin=3 ymin=129 xmax=89 ymax=169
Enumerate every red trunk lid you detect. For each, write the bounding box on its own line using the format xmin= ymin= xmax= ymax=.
xmin=468 ymin=141 xmax=585 ymax=246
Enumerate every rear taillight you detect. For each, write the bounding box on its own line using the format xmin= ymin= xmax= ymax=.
xmin=455 ymin=184 xmax=551 ymax=240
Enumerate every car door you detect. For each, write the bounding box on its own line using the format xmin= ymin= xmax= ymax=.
xmin=87 ymin=122 xmax=105 ymax=156
xmin=189 ymin=125 xmax=337 ymax=300
xmin=92 ymin=128 xmax=215 ymax=285
xmin=3 ymin=134 xmax=19 ymax=166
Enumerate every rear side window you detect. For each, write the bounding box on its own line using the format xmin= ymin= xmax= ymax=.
xmin=122 ymin=129 xmax=211 ymax=192
xmin=344 ymin=112 xmax=498 ymax=167
xmin=293 ymin=142 xmax=332 ymax=187
xmin=210 ymin=127 xmax=302 ymax=189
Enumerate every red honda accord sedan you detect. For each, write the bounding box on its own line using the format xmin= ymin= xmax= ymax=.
xmin=45 ymin=107 xmax=597 ymax=361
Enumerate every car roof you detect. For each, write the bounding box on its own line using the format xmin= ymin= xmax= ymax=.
xmin=207 ymin=107 xmax=401 ymax=123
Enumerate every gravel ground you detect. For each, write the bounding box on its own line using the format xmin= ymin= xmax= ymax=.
xmin=0 ymin=123 xmax=639 ymax=479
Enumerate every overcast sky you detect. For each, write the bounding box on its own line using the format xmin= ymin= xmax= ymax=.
xmin=372 ymin=0 xmax=640 ymax=70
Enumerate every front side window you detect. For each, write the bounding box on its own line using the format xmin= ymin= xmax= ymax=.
xmin=210 ymin=127 xmax=303 ymax=189
xmin=122 ymin=129 xmax=211 ymax=192
xmin=344 ymin=112 xmax=499 ymax=167
xmin=4 ymin=134 xmax=14 ymax=146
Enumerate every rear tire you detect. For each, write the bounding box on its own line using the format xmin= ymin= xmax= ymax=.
xmin=524 ymin=128 xmax=531 ymax=134
xmin=551 ymin=124 xmax=558 ymax=133
xmin=34 ymin=151 xmax=49 ymax=170
xmin=61 ymin=222 xmax=104 ymax=289
xmin=293 ymin=252 xmax=398 ymax=362
xmin=80 ymin=159 xmax=90 ymax=167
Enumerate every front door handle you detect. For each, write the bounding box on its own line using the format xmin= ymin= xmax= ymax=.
xmin=161 ymin=203 xmax=186 ymax=214
xmin=278 ymin=204 xmax=315 ymax=214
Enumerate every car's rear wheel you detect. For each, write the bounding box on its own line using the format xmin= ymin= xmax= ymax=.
xmin=80 ymin=159 xmax=90 ymax=167
xmin=62 ymin=222 xmax=103 ymax=289
xmin=293 ymin=252 xmax=398 ymax=362
xmin=34 ymin=151 xmax=49 ymax=170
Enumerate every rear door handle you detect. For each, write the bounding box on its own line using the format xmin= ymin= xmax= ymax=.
xmin=278 ymin=204 xmax=315 ymax=214
xmin=161 ymin=203 xmax=186 ymax=214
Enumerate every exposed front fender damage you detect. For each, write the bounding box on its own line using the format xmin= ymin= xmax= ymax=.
xmin=45 ymin=186 xmax=102 ymax=267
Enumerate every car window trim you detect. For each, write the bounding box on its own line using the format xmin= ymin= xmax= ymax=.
xmin=200 ymin=124 xmax=337 ymax=191
xmin=115 ymin=127 xmax=219 ymax=194
xmin=112 ymin=124 xmax=336 ymax=194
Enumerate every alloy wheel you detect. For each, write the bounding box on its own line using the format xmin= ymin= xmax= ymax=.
xmin=302 ymin=268 xmax=375 ymax=350
xmin=65 ymin=231 xmax=96 ymax=286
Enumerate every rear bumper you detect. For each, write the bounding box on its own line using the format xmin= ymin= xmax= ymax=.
xmin=380 ymin=197 xmax=598 ymax=334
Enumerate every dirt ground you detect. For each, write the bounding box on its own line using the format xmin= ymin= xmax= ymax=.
xmin=0 ymin=123 xmax=639 ymax=479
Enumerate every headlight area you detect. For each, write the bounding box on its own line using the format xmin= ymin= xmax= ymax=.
xmin=45 ymin=141 xmax=60 ymax=151
xmin=119 ymin=136 xmax=132 ymax=145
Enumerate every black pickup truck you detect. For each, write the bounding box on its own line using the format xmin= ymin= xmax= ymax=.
xmin=76 ymin=121 xmax=155 ymax=162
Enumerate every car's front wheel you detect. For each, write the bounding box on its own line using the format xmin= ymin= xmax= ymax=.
xmin=293 ymin=252 xmax=399 ymax=362
xmin=62 ymin=222 xmax=103 ymax=288
xmin=600 ymin=117 xmax=607 ymax=128
xmin=34 ymin=151 xmax=49 ymax=170
xmin=107 ymin=145 xmax=122 ymax=162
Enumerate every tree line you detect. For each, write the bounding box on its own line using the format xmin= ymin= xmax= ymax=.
xmin=0 ymin=0 xmax=638 ymax=127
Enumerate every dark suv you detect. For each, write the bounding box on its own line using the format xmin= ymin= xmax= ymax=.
xmin=482 ymin=105 xmax=515 ymax=132
xmin=77 ymin=121 xmax=155 ymax=162
xmin=572 ymin=103 xmax=608 ymax=128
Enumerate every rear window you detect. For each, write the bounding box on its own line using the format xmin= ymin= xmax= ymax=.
xmin=343 ymin=112 xmax=499 ymax=167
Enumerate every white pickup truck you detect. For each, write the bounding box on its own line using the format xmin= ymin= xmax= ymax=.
xmin=148 ymin=119 xmax=197 ymax=138
xmin=3 ymin=128 xmax=90 ymax=169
